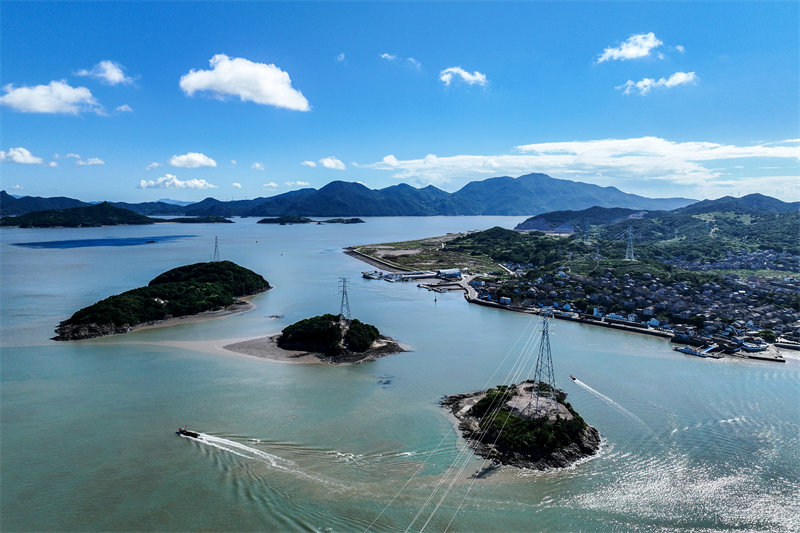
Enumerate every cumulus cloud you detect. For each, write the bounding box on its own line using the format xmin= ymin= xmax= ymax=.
xmin=380 ymin=53 xmax=397 ymax=61
xmin=407 ymin=57 xmax=422 ymax=69
xmin=597 ymin=32 xmax=663 ymax=63
xmin=263 ymin=182 xmax=279 ymax=189
xmin=439 ymin=67 xmax=487 ymax=86
xmin=169 ymin=152 xmax=217 ymax=168
xmin=336 ymin=53 xmax=346 ymax=63
xmin=180 ymin=54 xmax=310 ymax=111
xmin=10 ymin=184 xmax=23 ymax=190
xmin=232 ymin=182 xmax=242 ymax=188
xmin=251 ymin=162 xmax=265 ymax=170
xmin=0 ymin=80 xmax=101 ymax=114
xmin=76 ymin=60 xmax=134 ymax=85
xmin=115 ymin=104 xmax=133 ymax=112
xmin=146 ymin=162 xmax=161 ymax=170
xmin=76 ymin=157 xmax=105 ymax=166
xmin=319 ymin=156 xmax=345 ymax=170
xmin=301 ymin=160 xmax=317 ymax=167
xmin=139 ymin=174 xmax=218 ymax=189
xmin=0 ymin=147 xmax=45 ymax=165
xmin=48 ymin=161 xmax=58 ymax=167
xmin=285 ymin=181 xmax=310 ymax=187
xmin=367 ymin=137 xmax=800 ymax=194
xmin=617 ymin=71 xmax=697 ymax=95
xmin=66 ymin=153 xmax=81 ymax=159
xmin=675 ymin=45 xmax=685 ymax=53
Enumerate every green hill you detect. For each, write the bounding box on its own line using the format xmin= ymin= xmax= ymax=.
xmin=277 ymin=314 xmax=381 ymax=356
xmin=0 ymin=202 xmax=155 ymax=228
xmin=55 ymin=261 xmax=270 ymax=340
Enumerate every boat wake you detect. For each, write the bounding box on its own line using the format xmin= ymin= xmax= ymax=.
xmin=181 ymin=432 xmax=341 ymax=487
xmin=571 ymin=378 xmax=649 ymax=430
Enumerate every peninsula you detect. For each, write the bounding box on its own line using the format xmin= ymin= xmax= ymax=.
xmin=54 ymin=260 xmax=270 ymax=340
xmin=442 ymin=381 xmax=600 ymax=470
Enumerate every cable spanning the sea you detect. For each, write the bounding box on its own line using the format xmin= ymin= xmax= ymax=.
xmin=364 ymin=314 xmax=549 ymax=532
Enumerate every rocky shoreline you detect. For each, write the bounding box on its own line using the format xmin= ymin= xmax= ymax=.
xmin=441 ymin=387 xmax=601 ymax=470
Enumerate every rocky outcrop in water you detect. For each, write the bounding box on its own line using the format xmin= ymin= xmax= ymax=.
xmin=442 ymin=382 xmax=601 ymax=470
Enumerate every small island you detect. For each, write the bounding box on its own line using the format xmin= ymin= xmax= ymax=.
xmin=442 ymin=381 xmax=600 ymax=470
xmin=236 ymin=314 xmax=403 ymax=364
xmin=257 ymin=216 xmax=365 ymax=225
xmin=54 ymin=260 xmax=270 ymax=340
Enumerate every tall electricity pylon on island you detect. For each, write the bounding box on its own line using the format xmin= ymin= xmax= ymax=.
xmin=338 ymin=277 xmax=351 ymax=325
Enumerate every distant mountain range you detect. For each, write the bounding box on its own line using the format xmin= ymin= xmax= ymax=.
xmin=514 ymin=193 xmax=800 ymax=254
xmin=0 ymin=173 xmax=694 ymax=217
xmin=515 ymin=193 xmax=800 ymax=233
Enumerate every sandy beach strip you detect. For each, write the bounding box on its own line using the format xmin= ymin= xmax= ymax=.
xmin=127 ymin=298 xmax=257 ymax=334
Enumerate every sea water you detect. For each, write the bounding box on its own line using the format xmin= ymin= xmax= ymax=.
xmin=1 ymin=217 xmax=798 ymax=532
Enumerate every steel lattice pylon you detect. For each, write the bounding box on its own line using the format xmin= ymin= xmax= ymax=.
xmin=625 ymin=225 xmax=635 ymax=261
xmin=528 ymin=311 xmax=557 ymax=416
xmin=338 ymin=277 xmax=351 ymax=325
xmin=211 ymin=236 xmax=221 ymax=262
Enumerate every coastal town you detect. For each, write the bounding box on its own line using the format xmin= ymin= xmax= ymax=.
xmin=349 ymin=238 xmax=800 ymax=364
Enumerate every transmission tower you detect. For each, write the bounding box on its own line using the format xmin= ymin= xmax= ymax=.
xmin=624 ymin=225 xmax=635 ymax=261
xmin=338 ymin=277 xmax=351 ymax=325
xmin=211 ymin=236 xmax=221 ymax=262
xmin=526 ymin=311 xmax=557 ymax=417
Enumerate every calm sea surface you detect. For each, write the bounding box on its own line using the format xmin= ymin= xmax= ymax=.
xmin=2 ymin=217 xmax=798 ymax=532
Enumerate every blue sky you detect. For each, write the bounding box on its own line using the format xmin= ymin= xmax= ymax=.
xmin=1 ymin=1 xmax=798 ymax=202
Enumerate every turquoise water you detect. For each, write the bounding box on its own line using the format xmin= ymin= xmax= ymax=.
xmin=2 ymin=217 xmax=799 ymax=532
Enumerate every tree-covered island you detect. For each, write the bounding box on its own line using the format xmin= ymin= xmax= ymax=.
xmin=54 ymin=261 xmax=270 ymax=340
xmin=442 ymin=381 xmax=600 ymax=470
xmin=276 ymin=313 xmax=403 ymax=363
xmin=257 ymin=216 xmax=365 ymax=225
xmin=0 ymin=202 xmax=234 ymax=228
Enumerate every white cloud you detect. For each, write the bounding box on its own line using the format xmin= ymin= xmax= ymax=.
xmin=675 ymin=45 xmax=685 ymax=53
xmin=48 ymin=161 xmax=58 ymax=167
xmin=230 ymin=159 xmax=237 ymax=166
xmin=336 ymin=53 xmax=346 ymax=63
xmin=0 ymin=147 xmax=44 ymax=164
xmin=180 ymin=54 xmax=310 ymax=111
xmin=146 ymin=162 xmax=161 ymax=170
xmin=10 ymin=184 xmax=23 ymax=190
xmin=380 ymin=53 xmax=397 ymax=61
xmin=617 ymin=71 xmax=697 ymax=95
xmin=232 ymin=182 xmax=242 ymax=188
xmin=0 ymin=80 xmax=101 ymax=114
xmin=139 ymin=174 xmax=218 ymax=189
xmin=76 ymin=157 xmax=105 ymax=166
xmin=597 ymin=32 xmax=663 ymax=63
xmin=319 ymin=156 xmax=345 ymax=170
xmin=66 ymin=153 xmax=81 ymax=159
xmin=439 ymin=67 xmax=487 ymax=86
xmin=301 ymin=160 xmax=317 ymax=167
xmin=169 ymin=152 xmax=217 ymax=168
xmin=407 ymin=57 xmax=422 ymax=69
xmin=367 ymin=137 xmax=800 ymax=193
xmin=263 ymin=182 xmax=279 ymax=189
xmin=285 ymin=181 xmax=310 ymax=187
xmin=76 ymin=60 xmax=133 ymax=85
xmin=115 ymin=104 xmax=133 ymax=112
xmin=251 ymin=162 xmax=265 ymax=170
